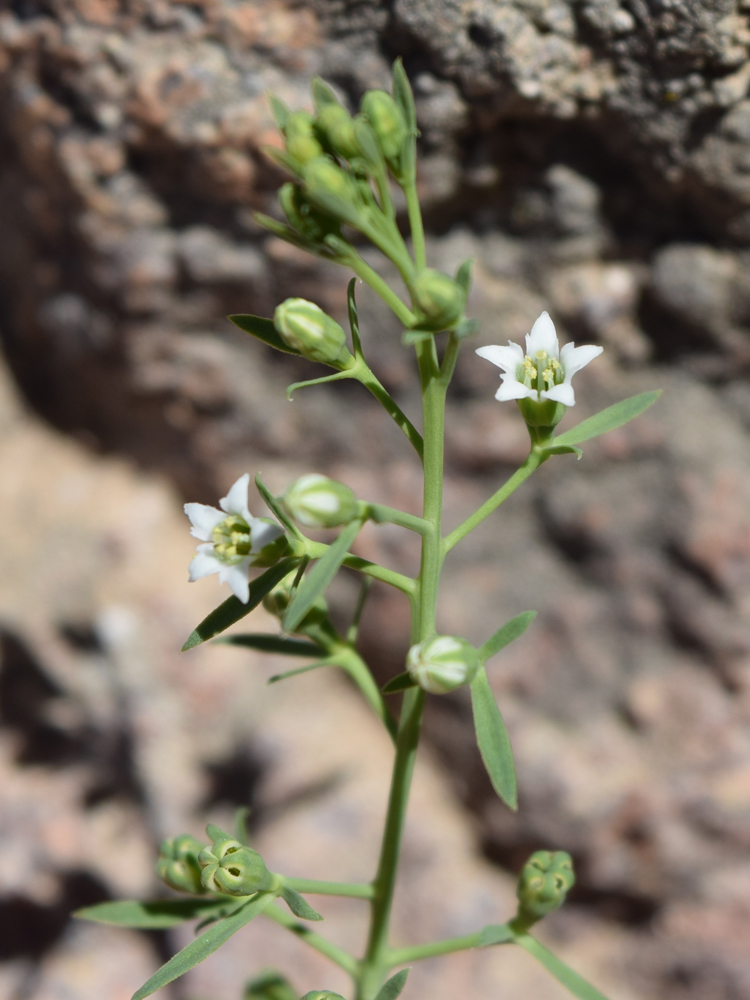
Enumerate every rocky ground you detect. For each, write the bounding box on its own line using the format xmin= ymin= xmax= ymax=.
xmin=2 ymin=1 xmax=750 ymax=998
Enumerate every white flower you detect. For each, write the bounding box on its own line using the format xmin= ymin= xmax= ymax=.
xmin=475 ymin=312 xmax=603 ymax=407
xmin=184 ymin=474 xmax=284 ymax=603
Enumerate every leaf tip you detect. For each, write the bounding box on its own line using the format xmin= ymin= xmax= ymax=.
xmin=181 ymin=632 xmax=200 ymax=652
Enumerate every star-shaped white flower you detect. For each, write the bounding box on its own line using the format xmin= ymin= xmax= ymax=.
xmin=184 ymin=474 xmax=284 ymax=603
xmin=475 ymin=312 xmax=603 ymax=407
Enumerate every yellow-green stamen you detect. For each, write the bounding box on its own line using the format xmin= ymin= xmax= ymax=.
xmin=211 ymin=514 xmax=252 ymax=564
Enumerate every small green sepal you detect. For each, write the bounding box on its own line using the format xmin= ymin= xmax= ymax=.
xmin=280 ymin=884 xmax=324 ymax=921
xmin=374 ymin=968 xmax=410 ymax=1000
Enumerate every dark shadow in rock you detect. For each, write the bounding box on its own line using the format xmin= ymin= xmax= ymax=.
xmin=0 ymin=630 xmax=89 ymax=767
xmin=58 ymin=620 xmax=106 ymax=655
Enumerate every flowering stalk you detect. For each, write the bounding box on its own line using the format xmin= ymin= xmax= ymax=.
xmin=78 ymin=61 xmax=661 ymax=1000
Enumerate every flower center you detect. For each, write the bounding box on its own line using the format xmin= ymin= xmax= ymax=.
xmin=518 ymin=351 xmax=564 ymax=393
xmin=211 ymin=514 xmax=252 ymax=564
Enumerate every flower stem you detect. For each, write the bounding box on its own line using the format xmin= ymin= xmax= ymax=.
xmin=388 ymin=930 xmax=489 ymax=964
xmin=262 ymin=903 xmax=360 ymax=977
xmin=347 ymin=254 xmax=416 ymax=328
xmin=351 ymin=360 xmax=424 ymax=461
xmin=283 ymin=878 xmax=375 ymax=899
xmin=442 ymin=450 xmax=543 ymax=554
xmin=404 ymin=179 xmax=426 ymax=271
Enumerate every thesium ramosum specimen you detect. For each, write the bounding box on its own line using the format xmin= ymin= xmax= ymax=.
xmin=76 ymin=61 xmax=660 ymax=1000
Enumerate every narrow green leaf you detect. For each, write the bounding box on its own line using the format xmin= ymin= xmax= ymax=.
xmin=312 ymin=77 xmax=343 ymax=111
xmin=255 ymin=474 xmax=303 ymax=538
xmin=478 ymin=611 xmax=537 ymax=663
xmin=470 ymin=667 xmax=517 ymax=811
xmin=283 ymin=520 xmax=362 ymax=632
xmin=221 ymin=634 xmax=323 ymax=657
xmin=455 ymin=258 xmax=474 ymax=296
xmin=74 ymin=898 xmax=231 ymax=929
xmin=543 ymin=444 xmax=583 ymax=459
xmin=374 ymin=968 xmax=410 ymax=1000
xmin=286 ymin=369 xmax=354 ymax=399
xmin=252 ymin=213 xmax=320 ymax=255
xmin=268 ymin=93 xmax=291 ymax=132
xmin=552 ymin=390 xmax=661 ymax=448
xmin=347 ymin=278 xmax=363 ymax=356
xmin=478 ymin=923 xmax=514 ymax=947
xmin=392 ymin=58 xmax=417 ymax=132
xmin=228 ymin=315 xmax=301 ymax=356
xmin=182 ymin=558 xmax=299 ymax=651
xmin=280 ymin=885 xmax=323 ymax=921
xmin=382 ymin=672 xmax=417 ymax=694
xmin=513 ymin=933 xmax=611 ymax=1000
xmin=262 ymin=145 xmax=303 ymax=177
xmin=132 ymin=892 xmax=275 ymax=1000
xmin=268 ymin=659 xmax=334 ymax=685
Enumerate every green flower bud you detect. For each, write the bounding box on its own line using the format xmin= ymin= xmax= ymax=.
xmin=283 ymin=474 xmax=358 ymax=528
xmin=198 ymin=835 xmax=274 ymax=896
xmin=406 ymin=635 xmax=479 ymax=694
xmin=262 ymin=575 xmax=329 ymax=627
xmin=360 ymin=89 xmax=407 ymax=163
xmin=156 ymin=834 xmax=207 ymax=895
xmin=278 ymin=183 xmax=341 ymax=243
xmin=302 ymin=156 xmax=363 ymax=228
xmin=316 ymin=104 xmax=360 ymax=160
xmin=300 ymin=993 xmax=347 ymax=1000
xmin=514 ymin=851 xmax=575 ymax=929
xmin=285 ymin=111 xmax=324 ymax=166
xmin=411 ymin=269 xmax=466 ymax=331
xmin=274 ymin=298 xmax=349 ymax=365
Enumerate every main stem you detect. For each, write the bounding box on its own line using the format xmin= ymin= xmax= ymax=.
xmin=358 ymin=337 xmax=446 ymax=1000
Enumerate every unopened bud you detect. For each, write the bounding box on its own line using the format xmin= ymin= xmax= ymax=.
xmin=514 ymin=851 xmax=575 ymax=928
xmin=262 ymin=575 xmax=329 ymax=627
xmin=301 ymin=993 xmax=346 ymax=1000
xmin=406 ymin=635 xmax=479 ymax=694
xmin=411 ymin=269 xmax=466 ymax=331
xmin=198 ymin=835 xmax=274 ymax=896
xmin=285 ymin=111 xmax=324 ymax=166
xmin=316 ymin=104 xmax=360 ymax=160
xmin=360 ymin=90 xmax=407 ymax=163
xmin=303 ymin=157 xmax=363 ymax=227
xmin=156 ymin=834 xmax=207 ymax=895
xmin=283 ymin=474 xmax=358 ymax=528
xmin=274 ymin=299 xmax=348 ymax=365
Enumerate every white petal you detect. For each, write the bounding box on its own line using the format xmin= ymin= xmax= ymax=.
xmin=220 ymin=473 xmax=251 ymax=519
xmin=525 ymin=311 xmax=559 ymax=359
xmin=248 ymin=517 xmax=284 ymax=555
xmin=184 ymin=503 xmax=225 ymax=541
xmin=189 ymin=547 xmax=222 ymax=581
xmin=475 ymin=342 xmax=524 ymax=372
xmin=560 ymin=342 xmax=603 ymax=375
xmin=220 ymin=563 xmax=251 ymax=603
xmin=543 ymin=383 xmax=575 ymax=406
xmin=496 ymin=376 xmax=536 ymax=401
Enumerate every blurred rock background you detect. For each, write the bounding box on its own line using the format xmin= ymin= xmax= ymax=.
xmin=1 ymin=0 xmax=750 ymax=998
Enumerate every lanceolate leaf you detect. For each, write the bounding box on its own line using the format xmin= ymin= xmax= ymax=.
xmin=374 ymin=968 xmax=410 ymax=1000
xmin=312 ymin=77 xmax=343 ymax=111
xmin=229 ymin=314 xmax=301 ymax=356
xmin=392 ymin=58 xmax=417 ymax=133
xmin=74 ymin=898 xmax=232 ymax=929
xmin=182 ymin=557 xmax=299 ymax=651
xmin=268 ymin=94 xmax=291 ymax=132
xmin=280 ymin=885 xmax=323 ymax=921
xmin=132 ymin=892 xmax=276 ymax=1000
xmin=513 ymin=933 xmax=611 ymax=1000
xmin=478 ymin=611 xmax=537 ymax=663
xmin=268 ymin=659 xmax=335 ymax=685
xmin=455 ymin=258 xmax=474 ymax=296
xmin=347 ymin=279 xmax=363 ymax=356
xmin=221 ymin=634 xmax=323 ymax=657
xmin=552 ymin=390 xmax=661 ymax=448
xmin=478 ymin=923 xmax=514 ymax=947
xmin=255 ymin=474 xmax=302 ymax=538
xmin=283 ymin=520 xmax=362 ymax=632
xmin=382 ymin=672 xmax=417 ymax=694
xmin=470 ymin=667 xmax=517 ymax=811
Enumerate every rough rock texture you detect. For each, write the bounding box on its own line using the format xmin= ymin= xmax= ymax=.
xmin=2 ymin=1 xmax=750 ymax=999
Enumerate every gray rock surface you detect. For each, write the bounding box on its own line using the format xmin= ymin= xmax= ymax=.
xmin=2 ymin=1 xmax=750 ymax=998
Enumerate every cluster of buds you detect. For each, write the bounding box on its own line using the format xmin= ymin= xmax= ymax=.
xmin=259 ymin=69 xmax=467 ymax=335
xmin=406 ymin=634 xmax=480 ymax=694
xmin=512 ymin=850 xmax=575 ymax=931
xmin=157 ymin=827 xmax=276 ymax=898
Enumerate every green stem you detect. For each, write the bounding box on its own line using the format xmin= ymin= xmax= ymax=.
xmin=263 ymin=903 xmax=360 ymax=978
xmin=351 ymin=360 xmax=424 ymax=461
xmin=404 ymin=180 xmax=426 ymax=271
xmin=415 ymin=336 xmax=445 ymax=638
xmin=388 ymin=931 xmax=484 ymax=964
xmin=368 ymin=503 xmax=429 ymax=535
xmin=337 ymin=646 xmax=398 ymax=742
xmin=284 ymin=878 xmax=375 ymax=899
xmin=442 ymin=450 xmax=543 ymax=554
xmin=341 ymin=555 xmax=416 ymax=596
xmin=347 ymin=255 xmax=417 ymax=328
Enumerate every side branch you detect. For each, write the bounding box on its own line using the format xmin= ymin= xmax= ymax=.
xmin=263 ymin=903 xmax=360 ymax=977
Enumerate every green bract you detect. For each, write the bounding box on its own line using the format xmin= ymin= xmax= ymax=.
xmin=273 ymin=299 xmax=351 ymax=366
xmin=198 ymin=834 xmax=274 ymax=896
xmin=411 ymin=268 xmax=467 ymax=331
xmin=514 ymin=850 xmax=575 ymax=928
xmin=156 ymin=834 xmax=207 ymax=895
xmin=407 ymin=634 xmax=480 ymax=694
xmin=283 ymin=474 xmax=358 ymax=528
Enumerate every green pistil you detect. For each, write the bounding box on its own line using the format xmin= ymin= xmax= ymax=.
xmin=211 ymin=514 xmax=252 ymax=565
